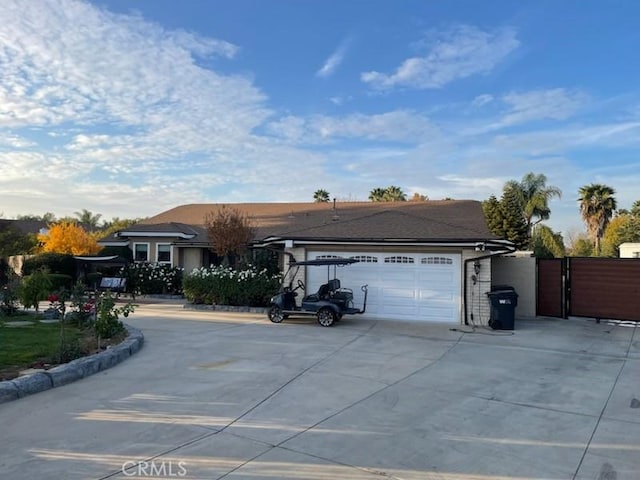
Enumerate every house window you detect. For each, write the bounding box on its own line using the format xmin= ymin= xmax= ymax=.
xmin=157 ymin=244 xmax=172 ymax=265
xmin=133 ymin=243 xmax=149 ymax=262
xmin=315 ymin=255 xmax=343 ymax=260
xmin=384 ymin=256 xmax=414 ymax=264
xmin=421 ymin=256 xmax=453 ymax=265
xmin=351 ymin=255 xmax=378 ymax=263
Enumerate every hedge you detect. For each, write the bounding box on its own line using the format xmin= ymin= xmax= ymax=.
xmin=23 ymin=253 xmax=75 ymax=277
xmin=183 ymin=265 xmax=281 ymax=307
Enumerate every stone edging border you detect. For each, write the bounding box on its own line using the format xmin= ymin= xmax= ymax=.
xmin=183 ymin=304 xmax=269 ymax=314
xmin=0 ymin=324 xmax=144 ymax=405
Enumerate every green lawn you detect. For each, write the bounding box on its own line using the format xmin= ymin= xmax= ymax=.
xmin=0 ymin=316 xmax=85 ymax=380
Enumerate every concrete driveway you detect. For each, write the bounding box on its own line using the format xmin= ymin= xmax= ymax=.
xmin=1 ymin=304 xmax=639 ymax=480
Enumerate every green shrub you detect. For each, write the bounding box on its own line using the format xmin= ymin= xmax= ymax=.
xmin=0 ymin=274 xmax=21 ymax=315
xmin=183 ymin=264 xmax=281 ymax=307
xmin=94 ymin=291 xmax=134 ymax=341
xmin=23 ymin=253 xmax=75 ymax=277
xmin=19 ymin=270 xmax=53 ymax=311
xmin=47 ymin=273 xmax=73 ymax=292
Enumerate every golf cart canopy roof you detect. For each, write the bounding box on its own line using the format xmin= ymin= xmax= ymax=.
xmin=291 ymin=258 xmax=359 ymax=267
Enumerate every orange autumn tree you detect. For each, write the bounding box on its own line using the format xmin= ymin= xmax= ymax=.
xmin=38 ymin=221 xmax=101 ymax=255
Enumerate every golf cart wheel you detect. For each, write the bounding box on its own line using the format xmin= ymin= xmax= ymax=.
xmin=317 ymin=308 xmax=336 ymax=327
xmin=268 ymin=306 xmax=285 ymax=323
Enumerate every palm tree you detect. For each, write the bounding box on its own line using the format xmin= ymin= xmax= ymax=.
xmin=578 ymin=183 xmax=617 ymax=255
xmin=368 ymin=187 xmax=387 ymax=202
xmin=74 ymin=209 xmax=103 ymax=229
xmin=369 ymin=186 xmax=407 ymax=202
xmin=505 ymin=172 xmax=562 ymax=238
xmin=313 ymin=189 xmax=330 ymax=203
xmin=383 ymin=186 xmax=407 ymax=202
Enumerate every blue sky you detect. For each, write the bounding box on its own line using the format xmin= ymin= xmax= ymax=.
xmin=1 ymin=0 xmax=639 ymax=238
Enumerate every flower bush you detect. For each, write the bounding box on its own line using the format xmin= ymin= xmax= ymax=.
xmin=119 ymin=263 xmax=183 ymax=295
xmin=183 ymin=264 xmax=281 ymax=307
xmin=94 ymin=291 xmax=135 ymax=341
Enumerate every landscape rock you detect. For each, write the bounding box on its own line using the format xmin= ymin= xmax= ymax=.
xmin=12 ymin=372 xmax=53 ymax=398
xmin=0 ymin=382 xmax=19 ymax=404
xmin=45 ymin=364 xmax=83 ymax=387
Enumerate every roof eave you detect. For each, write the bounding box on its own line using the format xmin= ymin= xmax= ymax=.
xmin=253 ymin=237 xmax=513 ymax=250
xmin=117 ymin=231 xmax=197 ymax=239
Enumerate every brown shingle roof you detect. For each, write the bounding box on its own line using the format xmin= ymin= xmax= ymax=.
xmin=141 ymin=201 xmax=497 ymax=243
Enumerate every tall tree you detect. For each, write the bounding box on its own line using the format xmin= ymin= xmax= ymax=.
xmin=313 ymin=189 xmax=330 ymax=203
xmin=369 ymin=186 xmax=407 ymax=202
xmin=37 ymin=221 xmax=101 ymax=255
xmin=368 ymin=187 xmax=387 ymax=202
xmin=74 ymin=209 xmax=103 ymax=229
xmin=530 ymin=224 xmax=565 ymax=258
xmin=567 ymin=232 xmax=594 ymax=257
xmin=601 ymin=213 xmax=640 ymax=257
xmin=505 ymin=172 xmax=562 ymax=237
xmin=482 ymin=195 xmax=505 ymax=237
xmin=0 ymin=224 xmax=37 ymax=257
xmin=578 ymin=183 xmax=617 ymax=255
xmin=383 ymin=185 xmax=407 ymax=202
xmin=100 ymin=217 xmax=147 ymax=239
xmin=500 ymin=186 xmax=529 ymax=250
xmin=204 ymin=206 xmax=255 ymax=267
xmin=16 ymin=212 xmax=57 ymax=223
xmin=483 ymin=189 xmax=556 ymax=252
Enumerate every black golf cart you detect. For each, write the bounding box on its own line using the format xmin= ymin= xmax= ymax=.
xmin=267 ymin=257 xmax=368 ymax=327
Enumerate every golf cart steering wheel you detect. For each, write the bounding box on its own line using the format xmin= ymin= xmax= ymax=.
xmin=297 ymin=279 xmax=306 ymax=291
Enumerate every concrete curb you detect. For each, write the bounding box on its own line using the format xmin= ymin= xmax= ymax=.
xmin=0 ymin=324 xmax=144 ymax=405
xmin=184 ymin=304 xmax=269 ymax=314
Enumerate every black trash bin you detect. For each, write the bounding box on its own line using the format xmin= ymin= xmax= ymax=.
xmin=486 ymin=287 xmax=518 ymax=330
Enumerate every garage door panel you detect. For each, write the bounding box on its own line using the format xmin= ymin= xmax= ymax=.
xmin=420 ymin=307 xmax=454 ymax=321
xmin=383 ymin=288 xmax=418 ymax=301
xmin=307 ymin=251 xmax=460 ymax=323
xmin=382 ymin=306 xmax=418 ymax=317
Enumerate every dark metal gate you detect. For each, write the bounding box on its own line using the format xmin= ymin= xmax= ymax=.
xmin=536 ymin=258 xmax=565 ymax=318
xmin=536 ymin=257 xmax=640 ymax=321
xmin=568 ymin=258 xmax=640 ymax=321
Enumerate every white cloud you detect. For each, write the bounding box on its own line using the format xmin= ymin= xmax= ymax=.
xmin=472 ymin=94 xmax=494 ymax=107
xmin=361 ymin=25 xmax=519 ymax=90
xmin=501 ymin=88 xmax=586 ymax=126
xmin=267 ymin=110 xmax=439 ymax=144
xmin=329 ymin=95 xmax=353 ymax=106
xmin=0 ymin=132 xmax=35 ymax=148
xmin=0 ymin=0 xmax=264 ymax=134
xmin=317 ymin=39 xmax=350 ymax=78
xmin=492 ymin=121 xmax=640 ymax=155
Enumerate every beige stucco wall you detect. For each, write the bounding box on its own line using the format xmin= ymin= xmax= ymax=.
xmin=128 ymin=238 xmax=175 ymax=266
xmin=491 ymin=256 xmax=536 ymax=319
xmin=181 ymin=248 xmax=203 ymax=273
xmin=284 ymin=246 xmax=306 ymax=290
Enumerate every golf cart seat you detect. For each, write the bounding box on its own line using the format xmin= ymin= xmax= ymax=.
xmin=304 ymin=278 xmax=341 ymax=302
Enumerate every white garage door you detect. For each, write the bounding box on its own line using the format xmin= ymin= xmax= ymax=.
xmin=306 ymin=251 xmax=461 ymax=323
